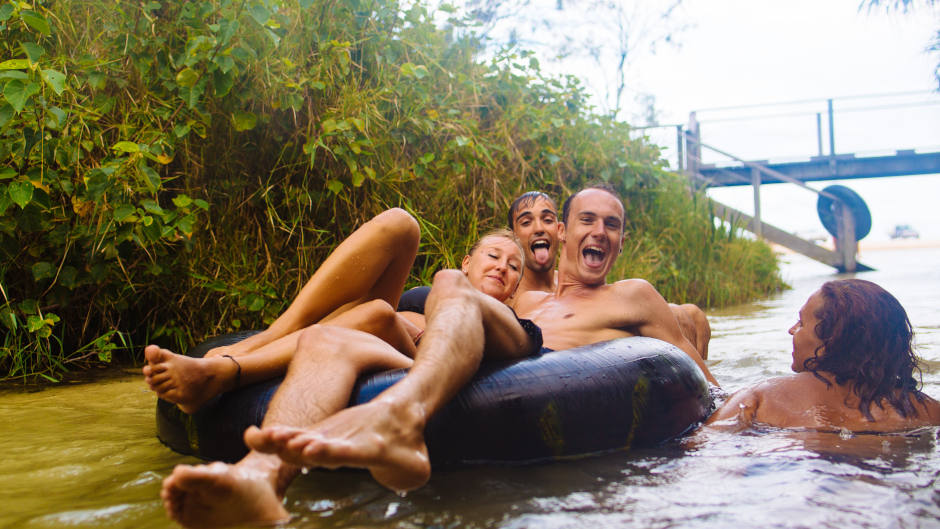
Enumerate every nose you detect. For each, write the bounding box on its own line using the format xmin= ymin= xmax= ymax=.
xmin=788 ymin=322 xmax=798 ymax=335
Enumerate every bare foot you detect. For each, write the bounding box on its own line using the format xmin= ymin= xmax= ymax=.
xmin=245 ymin=398 xmax=432 ymax=492
xmin=143 ymin=345 xmax=237 ymax=414
xmin=161 ymin=458 xmax=290 ymax=528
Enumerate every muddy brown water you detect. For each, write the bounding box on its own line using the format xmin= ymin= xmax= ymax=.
xmin=2 ymin=248 xmax=938 ymax=529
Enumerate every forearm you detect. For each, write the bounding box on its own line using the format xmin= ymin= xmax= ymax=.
xmin=476 ymin=292 xmax=538 ymax=359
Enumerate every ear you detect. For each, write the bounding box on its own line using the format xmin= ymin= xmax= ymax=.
xmin=557 ymin=221 xmax=566 ymax=243
xmin=461 ymin=254 xmax=471 ymax=274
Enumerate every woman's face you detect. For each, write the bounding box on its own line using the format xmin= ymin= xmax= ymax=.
xmin=788 ymin=290 xmax=826 ymax=372
xmin=461 ymin=236 xmax=523 ymax=302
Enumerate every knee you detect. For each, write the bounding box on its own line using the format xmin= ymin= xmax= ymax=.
xmin=426 ymin=269 xmax=479 ymax=316
xmin=295 ymin=324 xmax=345 ymax=363
xmin=376 ymin=208 xmax=420 ymax=247
xmin=682 ymin=304 xmax=710 ymax=334
xmin=429 ymin=269 xmax=474 ymax=300
xmin=356 ymin=299 xmax=399 ymax=334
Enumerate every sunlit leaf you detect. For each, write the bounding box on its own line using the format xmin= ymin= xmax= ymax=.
xmin=176 ymin=67 xmax=199 ymax=88
xmin=20 ymin=10 xmax=51 ymax=36
xmin=41 ymin=69 xmax=66 ymax=95
xmin=9 ymin=180 xmax=33 ymax=208
xmin=111 ymin=141 xmax=140 ymax=153
xmin=0 ymin=59 xmax=30 ymax=70
xmin=3 ymin=79 xmax=40 ymax=112
xmin=232 ymin=110 xmax=257 ymax=131
xmin=172 ymin=194 xmax=192 ymax=208
xmin=351 ymin=170 xmax=364 ymax=187
xmin=326 ymin=179 xmax=344 ymax=194
xmin=140 ymin=165 xmax=161 ymax=192
xmin=20 ymin=42 xmax=44 ymax=64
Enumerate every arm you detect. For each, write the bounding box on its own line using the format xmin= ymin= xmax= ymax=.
xmin=475 ymin=289 xmax=541 ymax=360
xmin=624 ymin=280 xmax=720 ymax=386
xmin=704 ymin=388 xmax=760 ymax=429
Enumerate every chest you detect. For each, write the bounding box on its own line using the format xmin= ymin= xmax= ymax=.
xmin=524 ymin=295 xmax=623 ymax=331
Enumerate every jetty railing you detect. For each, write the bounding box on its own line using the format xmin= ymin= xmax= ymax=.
xmin=683 ymin=118 xmax=871 ymax=273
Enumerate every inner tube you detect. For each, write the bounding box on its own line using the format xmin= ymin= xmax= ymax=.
xmin=156 ymin=333 xmax=712 ymax=466
xmin=816 ymin=184 xmax=872 ymax=240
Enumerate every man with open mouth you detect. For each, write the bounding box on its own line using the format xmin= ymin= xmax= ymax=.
xmin=507 ymin=190 xmax=711 ymax=360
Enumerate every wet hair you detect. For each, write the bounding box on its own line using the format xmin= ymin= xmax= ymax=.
xmin=560 ymin=183 xmax=625 ymax=227
xmin=467 ymin=229 xmax=526 ymax=274
xmin=802 ymin=279 xmax=924 ymax=420
xmin=507 ymin=191 xmax=556 ymax=229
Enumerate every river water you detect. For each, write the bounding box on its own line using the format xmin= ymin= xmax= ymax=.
xmin=2 ymin=246 xmax=938 ymax=529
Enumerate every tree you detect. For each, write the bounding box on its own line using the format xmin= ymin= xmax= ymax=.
xmin=450 ymin=0 xmax=687 ymax=120
xmin=862 ymin=0 xmax=940 ymax=89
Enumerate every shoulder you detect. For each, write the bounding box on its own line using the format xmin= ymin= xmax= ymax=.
xmin=705 ymin=385 xmax=763 ymax=428
xmin=513 ymin=289 xmax=551 ymax=311
xmin=913 ymin=392 xmax=940 ymax=424
xmin=707 ymin=374 xmax=817 ymax=428
xmin=609 ymin=278 xmax=661 ymax=301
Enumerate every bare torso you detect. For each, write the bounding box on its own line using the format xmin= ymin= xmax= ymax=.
xmin=708 ymin=372 xmax=940 ymax=432
xmin=514 ymin=278 xmax=687 ymax=352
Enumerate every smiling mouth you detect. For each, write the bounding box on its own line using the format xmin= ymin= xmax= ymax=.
xmin=583 ymin=247 xmax=605 ymax=266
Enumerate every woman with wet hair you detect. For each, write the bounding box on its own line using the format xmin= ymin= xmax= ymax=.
xmin=707 ymin=278 xmax=940 ymax=431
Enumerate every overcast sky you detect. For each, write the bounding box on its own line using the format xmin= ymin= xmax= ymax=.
xmin=464 ymin=0 xmax=940 ymax=241
xmin=600 ymin=0 xmax=940 ymax=242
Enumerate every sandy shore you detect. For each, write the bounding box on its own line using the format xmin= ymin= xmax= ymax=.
xmin=772 ymin=238 xmax=940 ymax=255
xmin=858 ymin=239 xmax=940 ymax=251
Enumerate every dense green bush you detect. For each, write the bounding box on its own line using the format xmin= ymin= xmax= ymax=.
xmin=0 ymin=0 xmax=783 ymax=380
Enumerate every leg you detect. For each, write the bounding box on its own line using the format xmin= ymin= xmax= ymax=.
xmin=145 ymin=299 xmax=419 ymax=413
xmin=160 ymin=325 xmax=412 ymax=528
xmin=144 ymin=330 xmax=300 ymax=414
xmin=248 ymin=270 xmax=535 ymax=491
xmin=206 ymin=208 xmax=419 ymax=358
xmin=669 ymin=303 xmax=711 ymax=360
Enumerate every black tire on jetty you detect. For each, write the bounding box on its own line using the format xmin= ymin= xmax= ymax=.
xmin=155 ymin=333 xmax=712 ymax=466
xmin=817 ymin=184 xmax=872 ymax=240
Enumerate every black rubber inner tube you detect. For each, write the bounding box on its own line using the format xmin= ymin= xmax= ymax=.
xmin=156 ymin=333 xmax=712 ymax=466
xmin=816 ymin=184 xmax=872 ymax=240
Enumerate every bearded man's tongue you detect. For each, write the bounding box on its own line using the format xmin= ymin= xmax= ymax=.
xmin=533 ymin=247 xmax=551 ymax=264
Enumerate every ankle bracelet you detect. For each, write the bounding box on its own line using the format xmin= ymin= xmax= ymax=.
xmin=222 ymin=354 xmax=241 ymax=390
